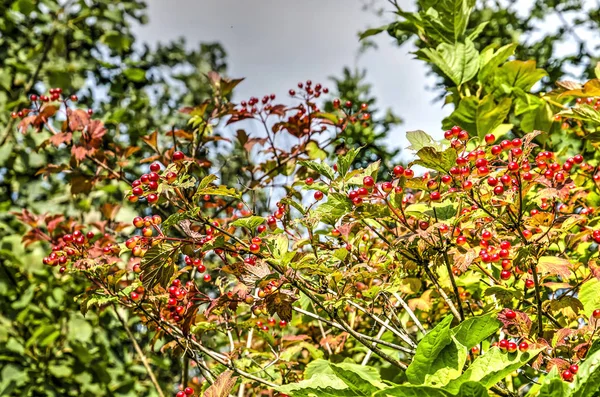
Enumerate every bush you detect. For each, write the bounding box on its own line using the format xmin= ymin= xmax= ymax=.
xmin=6 ymin=1 xmax=600 ymax=397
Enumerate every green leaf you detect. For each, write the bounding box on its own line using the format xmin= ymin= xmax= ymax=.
xmin=373 ymin=381 xmax=488 ymax=397
xmin=445 ymin=346 xmax=544 ymax=393
xmin=495 ymin=60 xmax=547 ymax=91
xmin=412 ymin=147 xmax=457 ymax=173
xmin=195 ymin=185 xmax=241 ymax=200
xmin=453 ymin=0 xmax=476 ymax=42
xmin=595 ymin=62 xmax=600 ymax=80
xmin=571 ymin=345 xmax=600 ymax=397
xmin=407 ymin=315 xmax=466 ymax=386
xmin=579 ymin=278 xmax=600 ymax=317
xmin=372 ymin=384 xmax=450 ymax=397
xmin=451 ymin=312 xmax=501 ymax=349
xmin=275 ymin=373 xmax=350 ymax=396
xmin=427 ymin=201 xmax=458 ymax=221
xmin=417 ymin=40 xmax=479 ymax=86
xmin=527 ymin=368 xmax=566 ymax=397
xmin=299 ymin=160 xmax=336 ymax=180
xmin=521 ymin=101 xmax=553 ymax=133
xmin=338 ymin=148 xmax=361 ymax=178
xmin=198 ymin=174 xmax=218 ymax=189
xmin=231 ymin=216 xmax=264 ymax=230
xmin=359 ymin=26 xmax=389 ymax=40
xmin=478 ymin=43 xmax=517 ymax=82
xmin=48 ymin=364 xmax=72 ymax=378
xmin=14 ymin=0 xmax=35 ymax=15
xmin=406 ymin=130 xmax=441 ymax=151
xmin=306 ymin=141 xmax=327 ymax=160
xmin=312 ymin=193 xmax=353 ymax=225
xmin=140 ymin=243 xmax=177 ymax=290
xmin=443 ymin=97 xmax=478 ymax=135
xmin=476 ymin=95 xmax=512 ymax=139
xmin=558 ymin=105 xmax=600 ymax=124
xmin=330 ymin=364 xmax=379 ymax=395
xmin=123 ymin=68 xmax=146 ymax=82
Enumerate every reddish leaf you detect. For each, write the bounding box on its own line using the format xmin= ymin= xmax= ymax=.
xmin=71 ymin=145 xmax=92 ymax=162
xmin=497 ymin=309 xmax=532 ymax=337
xmin=67 ymin=108 xmax=91 ymax=131
xmin=48 ymin=132 xmax=73 ymax=147
xmin=18 ymin=115 xmax=37 ymax=133
xmin=35 ymin=163 xmax=69 ymax=176
xmin=141 ymin=131 xmax=158 ymax=150
xmin=70 ymin=174 xmax=94 ymax=194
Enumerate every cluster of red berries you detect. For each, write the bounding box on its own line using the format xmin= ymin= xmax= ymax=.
xmin=166 ymin=279 xmax=196 ymax=323
xmin=128 ymin=160 xmax=178 ymax=204
xmin=574 ymin=97 xmax=600 ymax=109
xmin=183 ymin=255 xmax=211 ymax=282
xmin=129 ymin=285 xmax=145 ymax=302
xmin=489 ymin=339 xmax=530 ymax=353
xmin=175 ymin=387 xmax=195 ymax=397
xmin=255 ymin=317 xmax=288 ymax=332
xmin=11 ymin=89 xmax=90 ymax=119
xmin=442 ymin=125 xmax=473 ymax=149
xmin=289 ymin=80 xmax=328 ymax=98
xmin=331 ymin=99 xmax=371 ymax=123
xmin=260 ymin=202 xmax=288 ymax=232
xmin=126 ymin=215 xmax=163 ymax=260
xmin=42 ymin=229 xmax=116 ymax=273
xmin=249 ymin=279 xmax=283 ymax=317
xmin=238 ymin=94 xmax=277 ymax=114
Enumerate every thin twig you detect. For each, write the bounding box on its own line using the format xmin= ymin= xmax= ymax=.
xmin=113 ymin=306 xmax=166 ymax=397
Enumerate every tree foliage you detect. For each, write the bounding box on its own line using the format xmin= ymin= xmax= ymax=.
xmin=4 ymin=0 xmax=600 ymax=397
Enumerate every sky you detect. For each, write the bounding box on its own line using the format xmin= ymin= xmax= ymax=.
xmin=134 ymin=0 xmax=451 ymax=159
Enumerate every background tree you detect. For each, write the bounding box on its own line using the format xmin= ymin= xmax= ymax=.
xmin=0 ymin=0 xmax=226 ymax=395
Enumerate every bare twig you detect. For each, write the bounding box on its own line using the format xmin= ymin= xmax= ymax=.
xmin=113 ymin=306 xmax=166 ymax=397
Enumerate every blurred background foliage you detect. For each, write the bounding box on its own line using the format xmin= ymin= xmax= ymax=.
xmin=1 ymin=0 xmax=598 ymax=395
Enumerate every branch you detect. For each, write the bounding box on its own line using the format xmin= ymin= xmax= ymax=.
xmin=113 ymin=306 xmax=166 ymax=397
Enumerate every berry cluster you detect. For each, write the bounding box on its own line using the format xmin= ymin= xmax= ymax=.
xmin=11 ymin=88 xmax=90 ymax=119
xmin=128 ymin=161 xmax=178 ymax=204
xmin=42 ymin=229 xmax=117 ymax=273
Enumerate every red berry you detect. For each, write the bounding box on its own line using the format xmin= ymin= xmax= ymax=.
xmin=147 ymin=194 xmax=158 ymax=203
xmin=430 ymin=191 xmax=441 ymax=201
xmin=505 ymin=310 xmax=516 ymax=320
xmin=498 ymin=339 xmax=509 ymax=351
xmin=305 ymin=177 xmax=314 ymax=185
xmin=132 ymin=186 xmax=143 ymax=196
xmin=500 ymin=270 xmax=512 ymax=280
xmin=203 ymin=274 xmax=211 ymax=282
xmin=314 ymin=191 xmax=324 ymax=201
xmin=150 ymin=163 xmax=161 ymax=172
xmin=173 ymin=151 xmax=185 ymax=161
xmin=471 ymin=346 xmax=480 ymax=355
xmin=525 ymin=279 xmax=534 ymax=289
xmin=249 ymin=243 xmax=260 ymax=253
xmin=507 ymin=341 xmax=517 ymax=353
xmin=404 ymin=169 xmax=414 ymax=178
xmin=363 ymin=176 xmax=375 ymax=188
xmin=484 ymin=134 xmax=495 ymax=144
xmin=569 ymin=364 xmax=579 ymax=374
xmin=393 ymin=166 xmax=405 ymax=177
xmin=519 ymin=342 xmax=529 ymax=352
xmin=562 ymin=370 xmax=574 ymax=382
xmin=593 ymin=309 xmax=600 ymax=318
xmin=184 ymin=387 xmax=194 ymax=395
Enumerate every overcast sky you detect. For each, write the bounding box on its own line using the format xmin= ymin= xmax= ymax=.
xmin=134 ymin=0 xmax=450 ymax=158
